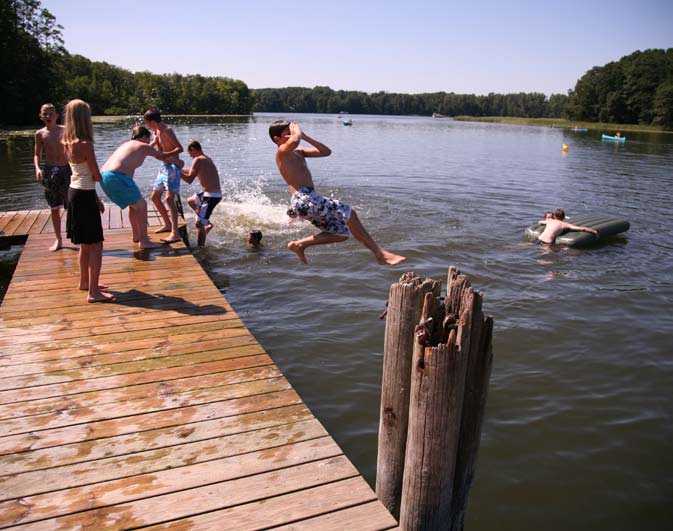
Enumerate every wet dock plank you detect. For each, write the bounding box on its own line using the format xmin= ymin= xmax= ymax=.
xmin=0 ymin=209 xmax=397 ymax=530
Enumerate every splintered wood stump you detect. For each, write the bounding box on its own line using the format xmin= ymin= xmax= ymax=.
xmin=376 ymin=273 xmax=441 ymax=518
xmin=396 ymin=267 xmax=493 ymax=531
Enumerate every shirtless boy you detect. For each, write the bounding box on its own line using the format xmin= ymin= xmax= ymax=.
xmin=537 ymin=208 xmax=599 ymax=244
xmin=181 ymin=141 xmax=223 ymax=247
xmin=100 ymin=125 xmax=170 ymax=249
xmin=144 ymin=108 xmax=184 ymax=244
xmin=34 ymin=103 xmax=71 ymax=251
xmin=269 ymin=120 xmax=405 ymax=265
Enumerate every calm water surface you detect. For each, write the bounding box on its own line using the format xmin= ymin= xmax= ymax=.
xmin=1 ymin=114 xmax=672 ymax=530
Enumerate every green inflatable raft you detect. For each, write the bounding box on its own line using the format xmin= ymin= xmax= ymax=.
xmin=525 ymin=213 xmax=630 ymax=246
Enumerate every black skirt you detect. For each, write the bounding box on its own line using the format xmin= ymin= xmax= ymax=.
xmin=66 ymin=187 xmax=104 ymax=244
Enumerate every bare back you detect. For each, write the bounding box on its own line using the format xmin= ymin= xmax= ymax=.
xmin=101 ymin=140 xmax=161 ymax=177
xmin=192 ymin=155 xmax=221 ymax=194
xmin=36 ymin=125 xmax=67 ymax=166
xmin=275 ymin=149 xmax=315 ymax=194
xmin=538 ymin=219 xmax=572 ymax=243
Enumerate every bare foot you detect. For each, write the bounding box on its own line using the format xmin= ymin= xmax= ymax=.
xmin=49 ymin=240 xmax=62 ymax=252
xmin=87 ymin=291 xmax=116 ymax=303
xmin=288 ymin=241 xmax=308 ymax=264
xmin=139 ymin=240 xmax=165 ymax=249
xmin=377 ymin=250 xmax=406 ymax=266
xmin=154 ymin=226 xmax=171 ymax=234
xmin=79 ymin=284 xmax=109 ymax=291
xmin=160 ymin=234 xmax=182 ymax=244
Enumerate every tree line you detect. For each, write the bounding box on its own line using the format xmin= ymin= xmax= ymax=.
xmin=1 ymin=0 xmax=252 ymax=125
xmin=251 ymin=86 xmax=568 ymax=119
xmin=565 ymin=48 xmax=673 ymax=128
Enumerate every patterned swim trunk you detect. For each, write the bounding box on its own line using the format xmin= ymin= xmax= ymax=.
xmin=42 ymin=165 xmax=72 ymax=208
xmin=153 ymin=163 xmax=182 ymax=193
xmin=288 ymin=186 xmax=352 ymax=236
xmin=194 ymin=192 xmax=223 ymax=225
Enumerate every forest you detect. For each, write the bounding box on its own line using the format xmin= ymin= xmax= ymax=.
xmin=250 ymin=87 xmax=568 ymax=119
xmin=564 ymin=48 xmax=673 ymax=127
xmin=2 ymin=0 xmax=671 ymax=128
xmin=1 ymin=0 xmax=252 ymax=124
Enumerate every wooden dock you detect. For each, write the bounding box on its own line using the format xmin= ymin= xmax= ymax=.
xmin=0 ymin=206 xmax=397 ymax=530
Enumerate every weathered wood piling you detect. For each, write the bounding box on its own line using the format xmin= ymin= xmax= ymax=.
xmin=376 ymin=273 xmax=441 ymax=518
xmin=378 ymin=267 xmax=493 ymax=530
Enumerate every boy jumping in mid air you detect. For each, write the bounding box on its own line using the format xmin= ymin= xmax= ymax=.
xmin=144 ymin=108 xmax=184 ymax=244
xmin=537 ymin=208 xmax=599 ymax=244
xmin=34 ymin=103 xmax=71 ymax=251
xmin=269 ymin=120 xmax=405 ymax=266
xmin=181 ymin=141 xmax=223 ymax=247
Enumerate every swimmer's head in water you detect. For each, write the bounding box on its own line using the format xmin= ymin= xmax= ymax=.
xmin=248 ymin=230 xmax=263 ymax=245
xmin=555 ymin=208 xmax=566 ymax=220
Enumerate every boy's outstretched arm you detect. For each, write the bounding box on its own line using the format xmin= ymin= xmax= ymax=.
xmin=566 ymin=222 xmax=599 ymax=236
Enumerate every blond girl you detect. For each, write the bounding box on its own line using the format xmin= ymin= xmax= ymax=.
xmin=62 ymin=99 xmax=114 ymax=303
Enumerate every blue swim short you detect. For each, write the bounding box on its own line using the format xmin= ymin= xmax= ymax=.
xmin=153 ymin=163 xmax=181 ymax=193
xmin=100 ymin=170 xmax=142 ymax=209
xmin=288 ymin=186 xmax=352 ymax=236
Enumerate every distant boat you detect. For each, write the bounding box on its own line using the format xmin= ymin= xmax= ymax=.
xmin=571 ymin=127 xmax=588 ymax=132
xmin=343 ymin=118 xmax=353 ymax=126
xmin=601 ymin=133 xmax=625 ymax=142
xmin=432 ymin=112 xmax=447 ymax=118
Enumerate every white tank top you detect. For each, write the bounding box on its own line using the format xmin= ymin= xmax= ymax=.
xmin=69 ymin=161 xmax=95 ymax=190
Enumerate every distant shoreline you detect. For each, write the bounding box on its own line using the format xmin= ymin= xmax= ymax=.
xmin=0 ymin=114 xmax=253 ymax=140
xmin=453 ymin=116 xmax=671 ymax=134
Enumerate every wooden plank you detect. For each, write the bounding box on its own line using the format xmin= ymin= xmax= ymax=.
xmin=0 ymin=350 xmax=271 ymax=405
xmin=0 ymin=309 xmax=240 ymax=351
xmin=3 ymin=374 xmax=290 ymax=438
xmin=0 ymin=436 xmax=340 ymax=528
xmin=8 ymin=458 xmax=361 ymax=531
xmin=1 ymin=211 xmax=27 ymax=236
xmin=136 ymin=477 xmax=378 ymax=531
xmin=0 ymin=211 xmax=18 ymax=233
xmin=14 ymin=209 xmax=41 ymax=235
xmin=0 ymin=418 xmax=328 ymax=500
xmin=29 ymin=209 xmax=52 ymax=235
xmin=0 ymin=361 xmax=277 ymax=422
xmin=0 ymin=403 xmax=311 ymax=475
xmin=0 ymin=389 xmax=302 ymax=455
xmin=269 ymin=501 xmax=399 ymax=530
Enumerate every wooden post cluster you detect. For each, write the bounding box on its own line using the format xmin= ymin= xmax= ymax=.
xmin=377 ymin=267 xmax=493 ymax=531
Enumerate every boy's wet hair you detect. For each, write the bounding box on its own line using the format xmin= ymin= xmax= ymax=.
xmin=188 ymin=140 xmax=202 ymax=151
xmin=144 ymin=108 xmax=162 ymax=123
xmin=555 ymin=208 xmax=566 ymax=220
xmin=268 ymin=120 xmax=290 ymax=141
xmin=131 ymin=125 xmax=151 ymax=140
xmin=248 ymin=230 xmax=263 ymax=243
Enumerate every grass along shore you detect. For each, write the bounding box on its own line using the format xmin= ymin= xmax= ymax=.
xmin=453 ymin=116 xmax=671 ymax=134
xmin=0 ymin=114 xmax=252 ymax=140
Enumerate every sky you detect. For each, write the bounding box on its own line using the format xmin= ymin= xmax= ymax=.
xmin=41 ymin=0 xmax=673 ymax=96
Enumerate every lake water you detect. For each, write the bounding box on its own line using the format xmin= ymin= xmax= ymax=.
xmin=1 ymin=114 xmax=672 ymax=530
